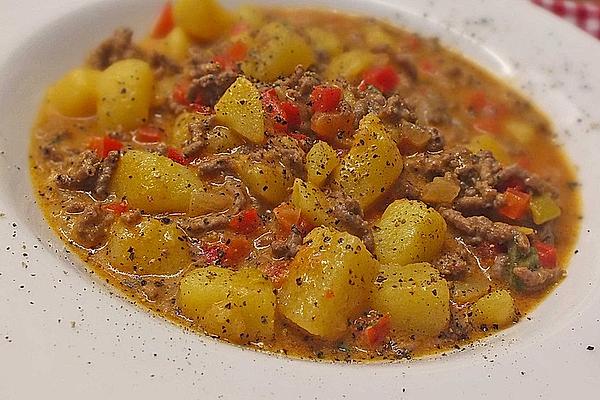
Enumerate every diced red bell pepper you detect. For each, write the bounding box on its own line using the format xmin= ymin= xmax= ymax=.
xmin=262 ymin=89 xmax=285 ymax=131
xmin=419 ymin=59 xmax=437 ymax=75
xmin=406 ymin=34 xmax=422 ymax=51
xmin=213 ymin=55 xmax=231 ymax=69
xmin=534 ymin=241 xmax=557 ymax=269
xmin=151 ymin=2 xmax=174 ymax=39
xmin=203 ymin=243 xmax=226 ymax=264
xmin=172 ymin=80 xmax=190 ymax=106
xmin=213 ymin=41 xmax=248 ymax=69
xmin=229 ymin=208 xmax=261 ymax=234
xmin=88 ymin=137 xmax=104 ymax=155
xmin=88 ymin=136 xmax=123 ymax=158
xmin=273 ymin=203 xmax=301 ymax=238
xmin=357 ymin=80 xmax=368 ymax=92
xmin=135 ymin=126 xmax=162 ymax=143
xmin=499 ymin=187 xmax=531 ymax=220
xmin=227 ymin=41 xmax=247 ymax=61
xmin=475 ymin=242 xmax=502 ymax=266
xmin=166 ymin=147 xmax=189 ymax=165
xmin=262 ymin=260 xmax=290 ymax=288
xmin=103 ymin=201 xmax=129 ymax=215
xmin=173 ymin=79 xmax=213 ymax=113
xmin=362 ymin=65 xmax=400 ymax=93
xmin=261 ymin=88 xmax=280 ymax=108
xmin=467 ymin=90 xmax=508 ymax=120
xmin=517 ymin=156 xmax=532 ymax=170
xmin=262 ymin=89 xmax=301 ymax=133
xmin=288 ymin=133 xmax=308 ymax=141
xmin=224 ymin=236 xmax=252 ymax=265
xmin=310 ymin=86 xmax=342 ymax=113
xmin=280 ymin=101 xmax=302 ymax=129
xmin=202 ymin=238 xmax=252 ymax=266
xmin=189 ymin=104 xmax=213 ymax=114
xmin=473 ymin=115 xmax=502 ymax=135
xmin=231 ymin=22 xmax=250 ymax=36
xmin=310 ymin=111 xmax=354 ymax=140
xmin=467 ymin=90 xmax=489 ymax=114
xmin=297 ymin=216 xmax=315 ymax=236
xmin=364 ymin=314 xmax=391 ymax=347
xmin=102 ymin=137 xmax=123 ymax=154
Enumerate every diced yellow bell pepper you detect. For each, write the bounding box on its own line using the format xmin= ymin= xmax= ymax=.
xmin=530 ymin=193 xmax=561 ymax=225
xmin=504 ymin=118 xmax=536 ymax=145
xmin=468 ymin=134 xmax=511 ymax=165
xmin=515 ymin=226 xmax=535 ymax=235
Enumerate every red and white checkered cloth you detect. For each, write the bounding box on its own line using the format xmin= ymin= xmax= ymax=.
xmin=532 ymin=0 xmax=600 ymax=39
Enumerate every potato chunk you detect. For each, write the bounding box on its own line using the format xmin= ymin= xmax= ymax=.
xmin=110 ymin=150 xmax=207 ymax=214
xmin=364 ymin=26 xmax=396 ymax=49
xmin=242 ymin=23 xmax=315 ymax=82
xmin=105 ymin=218 xmax=190 ymax=276
xmin=333 ymin=114 xmax=402 ymax=209
xmin=170 ymin=112 xmax=243 ymax=152
xmin=205 ymin=126 xmax=244 ymax=154
xmin=234 ymin=155 xmax=293 ymax=205
xmin=451 ymin=278 xmax=492 ymax=305
xmin=46 ymin=68 xmax=100 ymax=117
xmin=372 ymin=263 xmax=450 ymax=337
xmin=373 ymin=199 xmax=447 ymax=265
xmin=178 ymin=266 xmax=231 ymax=318
xmin=158 ymin=27 xmax=191 ymax=62
xmin=173 ymin=0 xmax=233 ymax=41
xmin=97 ymin=59 xmax=154 ymax=130
xmin=325 ymin=50 xmax=374 ymax=81
xmin=306 ymin=141 xmax=339 ymax=187
xmin=470 ymin=290 xmax=516 ymax=330
xmin=169 ymin=111 xmax=201 ymax=148
xmin=290 ymin=179 xmax=335 ymax=227
xmin=177 ymin=266 xmax=276 ymax=343
xmin=188 ymin=183 xmax=235 ymax=216
xmin=278 ymin=227 xmax=378 ymax=340
xmin=215 ymin=77 xmax=265 ymax=143
xmin=306 ymin=27 xmax=343 ymax=58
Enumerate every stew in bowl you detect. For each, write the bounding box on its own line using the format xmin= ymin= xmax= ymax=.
xmin=29 ymin=0 xmax=581 ymax=361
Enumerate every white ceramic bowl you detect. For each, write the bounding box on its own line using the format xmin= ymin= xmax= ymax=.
xmin=1 ymin=0 xmax=599 ymax=398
